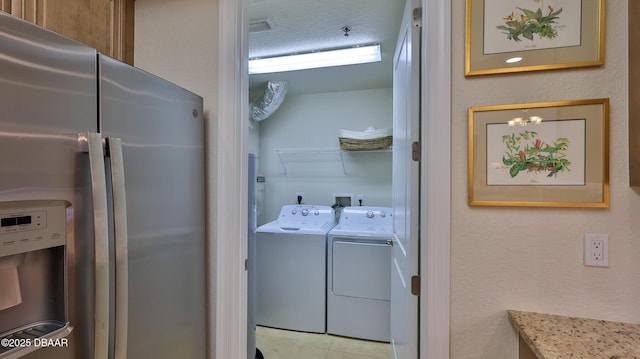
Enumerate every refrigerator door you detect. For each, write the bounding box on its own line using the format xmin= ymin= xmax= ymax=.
xmin=0 ymin=13 xmax=101 ymax=359
xmin=0 ymin=13 xmax=97 ymax=133
xmin=98 ymin=55 xmax=207 ymax=359
xmin=0 ymin=132 xmax=100 ymax=359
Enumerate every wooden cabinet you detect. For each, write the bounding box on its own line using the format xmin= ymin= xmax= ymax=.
xmin=1 ymin=0 xmax=134 ymax=65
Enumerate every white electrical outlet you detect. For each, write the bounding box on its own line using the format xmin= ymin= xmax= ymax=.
xmin=584 ymin=233 xmax=609 ymax=267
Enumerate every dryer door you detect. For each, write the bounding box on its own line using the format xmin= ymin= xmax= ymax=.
xmin=331 ymin=238 xmax=391 ymax=300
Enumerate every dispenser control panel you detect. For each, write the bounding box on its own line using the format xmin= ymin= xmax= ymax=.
xmin=1 ymin=210 xmax=46 ymax=232
xmin=0 ymin=201 xmax=67 ymax=258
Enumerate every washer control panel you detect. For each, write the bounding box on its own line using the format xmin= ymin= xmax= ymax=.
xmin=0 ymin=201 xmax=67 ymax=258
xmin=278 ymin=205 xmax=335 ymax=229
xmin=291 ymin=207 xmax=322 ymax=216
xmin=365 ymin=210 xmax=388 ymax=219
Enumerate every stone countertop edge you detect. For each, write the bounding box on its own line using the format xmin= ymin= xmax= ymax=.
xmin=507 ymin=310 xmax=640 ymax=359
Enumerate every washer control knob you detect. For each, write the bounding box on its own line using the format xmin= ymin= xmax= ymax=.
xmin=302 ymin=209 xmax=309 ymax=216
xmin=314 ymin=210 xmax=320 ymax=215
xmin=366 ymin=211 xmax=374 ymax=218
xmin=380 ymin=211 xmax=386 ymax=218
xmin=291 ymin=209 xmax=297 ymax=215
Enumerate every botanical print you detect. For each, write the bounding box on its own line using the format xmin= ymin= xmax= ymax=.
xmin=497 ymin=5 xmax=563 ymax=42
xmin=500 ymin=130 xmax=570 ymax=178
xmin=486 ymin=119 xmax=586 ymax=186
xmin=483 ymin=0 xmax=582 ymax=55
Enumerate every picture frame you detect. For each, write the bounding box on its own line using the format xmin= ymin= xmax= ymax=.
xmin=465 ymin=0 xmax=606 ymax=76
xmin=468 ymin=99 xmax=609 ymax=207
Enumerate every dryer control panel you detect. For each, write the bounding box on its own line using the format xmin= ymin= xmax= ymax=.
xmin=334 ymin=206 xmax=393 ymax=234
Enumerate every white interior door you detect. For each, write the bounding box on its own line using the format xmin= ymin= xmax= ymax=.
xmin=390 ymin=0 xmax=420 ymax=358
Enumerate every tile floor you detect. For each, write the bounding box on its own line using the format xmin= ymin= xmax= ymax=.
xmin=256 ymin=326 xmax=391 ymax=359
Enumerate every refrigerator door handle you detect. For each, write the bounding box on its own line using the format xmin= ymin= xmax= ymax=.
xmin=84 ymin=132 xmax=110 ymax=359
xmin=107 ymin=137 xmax=129 ymax=359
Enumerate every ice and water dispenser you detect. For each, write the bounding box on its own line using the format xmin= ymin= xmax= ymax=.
xmin=0 ymin=200 xmax=71 ymax=357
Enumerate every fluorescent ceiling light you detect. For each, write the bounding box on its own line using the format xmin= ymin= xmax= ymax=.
xmin=248 ymin=44 xmax=381 ymax=74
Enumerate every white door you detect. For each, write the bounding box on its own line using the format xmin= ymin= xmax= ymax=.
xmin=390 ymin=0 xmax=420 ymax=358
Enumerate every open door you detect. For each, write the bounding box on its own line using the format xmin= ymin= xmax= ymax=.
xmin=390 ymin=0 xmax=421 ymax=358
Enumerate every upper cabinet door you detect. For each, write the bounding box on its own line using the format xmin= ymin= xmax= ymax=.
xmin=1 ymin=0 xmax=134 ymax=65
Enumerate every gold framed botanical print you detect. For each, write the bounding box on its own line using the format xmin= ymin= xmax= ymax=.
xmin=465 ymin=0 xmax=606 ymax=76
xmin=468 ymin=99 xmax=609 ymax=207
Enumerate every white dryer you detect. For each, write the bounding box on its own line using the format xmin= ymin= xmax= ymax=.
xmin=327 ymin=206 xmax=393 ymax=342
xmin=256 ymin=204 xmax=336 ymax=333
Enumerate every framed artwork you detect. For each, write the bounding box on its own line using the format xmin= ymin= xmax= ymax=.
xmin=465 ymin=0 xmax=606 ymax=76
xmin=468 ymin=99 xmax=609 ymax=207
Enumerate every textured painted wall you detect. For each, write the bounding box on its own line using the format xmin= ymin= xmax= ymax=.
xmin=134 ymin=0 xmax=218 ymax=111
xmin=257 ymin=88 xmax=393 ymax=224
xmin=451 ymin=1 xmax=639 ymax=358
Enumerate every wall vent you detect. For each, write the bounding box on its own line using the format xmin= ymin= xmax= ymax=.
xmin=249 ymin=18 xmax=275 ymax=33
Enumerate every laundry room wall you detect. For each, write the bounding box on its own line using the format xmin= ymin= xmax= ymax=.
xmin=256 ymin=87 xmax=393 ymax=224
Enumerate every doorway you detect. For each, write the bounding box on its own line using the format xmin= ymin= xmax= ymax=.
xmin=247 ymin=1 xmax=400 ymax=357
xmin=214 ymin=1 xmax=452 ymax=358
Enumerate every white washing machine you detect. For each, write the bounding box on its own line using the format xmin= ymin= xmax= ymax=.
xmin=256 ymin=204 xmax=336 ymax=333
xmin=327 ymin=206 xmax=393 ymax=342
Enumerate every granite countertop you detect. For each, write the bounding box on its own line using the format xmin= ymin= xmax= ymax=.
xmin=508 ymin=310 xmax=640 ymax=359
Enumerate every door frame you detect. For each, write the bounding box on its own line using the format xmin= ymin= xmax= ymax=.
xmin=419 ymin=3 xmax=451 ymax=358
xmin=214 ymin=1 xmax=450 ymax=358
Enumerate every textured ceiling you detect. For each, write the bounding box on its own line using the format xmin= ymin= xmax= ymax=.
xmin=247 ymin=0 xmax=404 ymax=95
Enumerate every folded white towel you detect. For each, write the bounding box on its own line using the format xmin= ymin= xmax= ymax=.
xmin=339 ymin=127 xmax=392 ymax=140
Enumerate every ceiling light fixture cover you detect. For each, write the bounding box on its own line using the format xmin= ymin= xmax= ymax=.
xmin=248 ymin=44 xmax=381 ymax=74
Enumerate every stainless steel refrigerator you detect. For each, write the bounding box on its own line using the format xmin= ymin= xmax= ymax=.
xmin=0 ymin=13 xmax=206 ymax=359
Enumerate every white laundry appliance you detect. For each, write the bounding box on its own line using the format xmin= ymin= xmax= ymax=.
xmin=327 ymin=206 xmax=393 ymax=342
xmin=256 ymin=204 xmax=336 ymax=333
